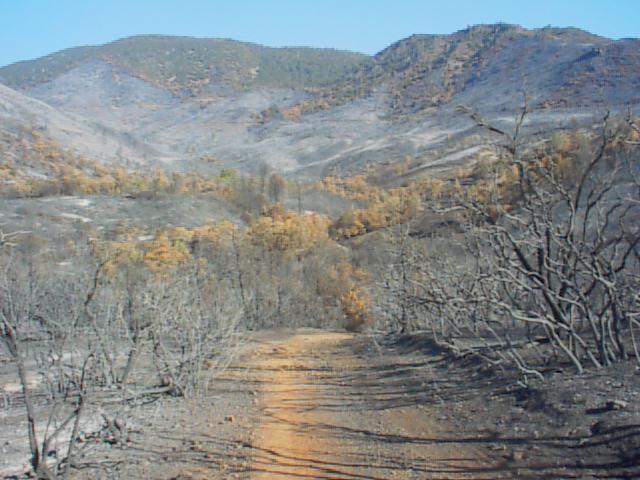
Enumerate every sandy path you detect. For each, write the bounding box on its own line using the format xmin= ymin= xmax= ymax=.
xmin=247 ymin=331 xmax=508 ymax=479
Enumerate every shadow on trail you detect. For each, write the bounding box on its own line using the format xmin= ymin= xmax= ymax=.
xmin=135 ymin=426 xmax=639 ymax=480
xmin=147 ymin=332 xmax=639 ymax=479
xmin=242 ymin=333 xmax=640 ymax=479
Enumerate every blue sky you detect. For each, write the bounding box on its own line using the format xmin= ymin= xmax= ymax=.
xmin=1 ymin=0 xmax=638 ymax=67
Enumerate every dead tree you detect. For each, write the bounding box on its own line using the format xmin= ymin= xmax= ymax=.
xmin=1 ymin=229 xmax=245 ymax=478
xmin=456 ymin=103 xmax=640 ymax=373
xmin=0 ymin=231 xmax=100 ymax=479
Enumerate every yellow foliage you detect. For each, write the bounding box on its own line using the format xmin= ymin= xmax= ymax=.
xmin=93 ymin=221 xmax=240 ymax=277
xmin=315 ymin=261 xmax=372 ymax=327
xmin=190 ymin=222 xmax=237 ymax=246
xmin=249 ymin=212 xmax=330 ymax=253
xmin=330 ymin=190 xmax=421 ymax=239
xmin=92 ymin=239 xmax=144 ymax=276
xmin=143 ymin=234 xmax=191 ymax=273
xmin=341 ymin=287 xmax=372 ymax=332
xmin=333 ymin=210 xmax=367 ymax=238
xmin=5 ymin=142 xmax=241 ymax=200
xmin=314 ymin=175 xmax=382 ymax=202
xmin=332 ymin=264 xmax=373 ymax=331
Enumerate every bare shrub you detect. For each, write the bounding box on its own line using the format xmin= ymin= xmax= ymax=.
xmin=377 ymin=105 xmax=640 ymax=379
xmin=0 ymin=228 xmax=243 ymax=478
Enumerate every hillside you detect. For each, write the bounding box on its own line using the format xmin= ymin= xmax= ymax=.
xmin=293 ymin=24 xmax=640 ymax=115
xmin=0 ymin=82 xmax=168 ymax=177
xmin=0 ymin=35 xmax=367 ymax=92
xmin=1 ymin=26 xmax=639 ymax=182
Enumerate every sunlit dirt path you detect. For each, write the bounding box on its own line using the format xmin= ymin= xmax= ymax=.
xmin=247 ymin=331 xmax=508 ymax=479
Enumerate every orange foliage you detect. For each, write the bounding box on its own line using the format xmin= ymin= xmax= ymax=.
xmin=142 ymin=234 xmax=191 ymax=274
xmin=3 ymin=140 xmax=237 ymax=199
xmin=341 ymin=287 xmax=373 ymax=332
xmin=322 ymin=262 xmax=373 ymax=331
xmin=92 ymin=239 xmax=143 ymax=276
xmin=314 ymin=175 xmax=382 ymax=202
xmin=249 ymin=212 xmax=330 ymax=253
xmin=94 ymin=222 xmax=237 ymax=277
xmin=330 ymin=190 xmax=421 ymax=239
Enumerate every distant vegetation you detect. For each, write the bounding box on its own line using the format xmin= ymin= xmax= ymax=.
xmin=0 ymin=35 xmax=367 ymax=92
xmin=268 ymin=23 xmax=640 ymax=116
xmin=5 ymin=24 xmax=638 ymax=119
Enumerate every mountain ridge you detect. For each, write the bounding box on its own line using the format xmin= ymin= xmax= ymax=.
xmin=1 ymin=24 xmax=639 ymax=182
xmin=286 ymin=23 xmax=638 ymax=115
xmin=0 ymin=35 xmax=368 ymax=92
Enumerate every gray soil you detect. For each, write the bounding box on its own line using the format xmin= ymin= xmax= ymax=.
xmin=4 ymin=330 xmax=636 ymax=479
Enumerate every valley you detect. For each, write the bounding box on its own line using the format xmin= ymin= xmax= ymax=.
xmin=1 ymin=21 xmax=639 ymax=480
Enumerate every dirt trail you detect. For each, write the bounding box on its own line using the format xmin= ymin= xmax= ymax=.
xmin=247 ymin=331 xmax=507 ymax=479
xmin=4 ymin=329 xmax=635 ymax=478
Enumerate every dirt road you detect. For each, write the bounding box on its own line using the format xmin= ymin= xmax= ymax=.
xmin=245 ymin=331 xmax=507 ymax=479
xmin=6 ymin=329 xmax=635 ymax=478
